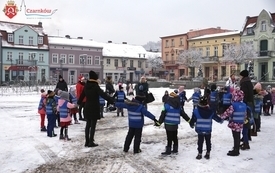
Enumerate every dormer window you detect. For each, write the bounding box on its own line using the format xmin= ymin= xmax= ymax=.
xmin=38 ymin=36 xmax=43 ymax=44
xmin=247 ymin=28 xmax=253 ymax=34
xmin=8 ymin=34 xmax=13 ymax=42
xmin=261 ymin=21 xmax=266 ymax=31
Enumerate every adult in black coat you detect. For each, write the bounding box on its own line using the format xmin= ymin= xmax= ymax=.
xmin=105 ymin=76 xmax=115 ymax=107
xmin=78 ymin=70 xmax=114 ymax=147
xmin=239 ymin=70 xmax=254 ymax=105
xmin=55 ymin=75 xmax=68 ymax=91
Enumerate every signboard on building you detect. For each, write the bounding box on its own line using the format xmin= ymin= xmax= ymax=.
xmin=127 ymin=67 xmax=136 ymax=71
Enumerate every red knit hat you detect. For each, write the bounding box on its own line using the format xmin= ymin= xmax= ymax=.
xmin=78 ymin=75 xmax=84 ymax=81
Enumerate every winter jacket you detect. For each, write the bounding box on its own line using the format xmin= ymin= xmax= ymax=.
xmin=162 ymin=94 xmax=169 ymax=103
xmin=191 ymin=92 xmax=200 ymax=105
xmin=57 ymin=99 xmax=76 ymax=123
xmin=263 ymin=91 xmax=272 ymax=106
xmin=115 ymin=99 xmax=156 ymax=128
xmin=179 ymin=91 xmax=187 ymax=106
xmin=78 ymin=79 xmax=114 ymax=120
xmin=38 ymin=93 xmax=47 ymax=115
xmin=76 ymin=81 xmax=86 ymax=102
xmin=113 ymin=90 xmax=127 ymax=107
xmin=135 ymin=82 xmax=149 ymax=96
xmin=56 ymin=80 xmax=68 ymax=91
xmin=271 ymin=91 xmax=275 ymax=105
xmin=240 ymin=77 xmax=254 ymax=104
xmin=69 ymin=93 xmax=78 ymax=114
xmin=46 ymin=97 xmax=57 ymax=115
xmin=105 ymin=79 xmax=115 ymax=95
xmin=222 ymin=90 xmax=232 ymax=106
xmin=189 ymin=106 xmax=222 ymax=134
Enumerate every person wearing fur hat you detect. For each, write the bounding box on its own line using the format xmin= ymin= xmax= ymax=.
xmin=78 ymin=70 xmax=114 ymax=147
xmin=46 ymin=90 xmax=58 ymax=137
xmin=38 ymin=89 xmax=47 ymax=132
xmin=113 ymin=85 xmax=127 ymax=117
xmin=158 ymin=92 xmax=191 ymax=155
xmin=189 ymin=96 xmax=223 ymax=159
xmin=115 ymin=93 xmax=159 ymax=154
xmin=57 ymin=91 xmax=77 ymax=140
xmin=76 ymin=75 xmax=86 ymax=121
xmin=220 ymin=88 xmax=247 ymax=156
xmin=55 ymin=75 xmax=68 ymax=92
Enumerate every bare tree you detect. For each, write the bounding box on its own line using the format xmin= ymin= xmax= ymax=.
xmin=222 ymin=42 xmax=258 ymax=74
xmin=146 ymin=54 xmax=163 ymax=77
xmin=177 ymin=48 xmax=202 ymax=78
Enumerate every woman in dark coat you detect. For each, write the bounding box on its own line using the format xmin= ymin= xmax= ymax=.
xmin=105 ymin=76 xmax=115 ymax=107
xmin=78 ymin=71 xmax=114 ymax=147
xmin=55 ymin=75 xmax=68 ymax=91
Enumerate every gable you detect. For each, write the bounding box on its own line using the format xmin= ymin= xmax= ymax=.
xmin=14 ymin=25 xmax=38 ymax=35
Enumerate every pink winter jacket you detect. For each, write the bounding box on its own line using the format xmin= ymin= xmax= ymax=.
xmin=57 ymin=99 xmax=76 ymax=123
xmin=38 ymin=93 xmax=47 ymax=115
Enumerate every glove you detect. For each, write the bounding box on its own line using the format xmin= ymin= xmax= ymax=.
xmin=154 ymin=119 xmax=161 ymax=127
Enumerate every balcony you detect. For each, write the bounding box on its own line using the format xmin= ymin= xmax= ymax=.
xmin=259 ymin=50 xmax=268 ymax=56
xmin=201 ymin=56 xmax=219 ymax=63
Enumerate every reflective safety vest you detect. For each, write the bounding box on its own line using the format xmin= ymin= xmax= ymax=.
xmin=69 ymin=94 xmax=77 ymax=104
xmin=117 ymin=91 xmax=125 ymax=102
xmin=128 ymin=105 xmax=143 ymax=122
xmin=223 ymin=92 xmax=232 ymax=105
xmin=38 ymin=97 xmax=45 ymax=110
xmin=164 ymin=103 xmax=181 ymax=125
xmin=231 ymin=102 xmax=246 ymax=123
xmin=46 ymin=98 xmax=56 ymax=115
xmin=99 ymin=96 xmax=105 ymax=105
xmin=179 ymin=92 xmax=186 ymax=105
xmin=254 ymin=98 xmax=262 ymax=113
xmin=192 ymin=92 xmax=200 ymax=104
xmin=59 ymin=100 xmax=69 ymax=119
xmin=210 ymin=91 xmax=218 ymax=104
xmin=194 ymin=108 xmax=213 ymax=133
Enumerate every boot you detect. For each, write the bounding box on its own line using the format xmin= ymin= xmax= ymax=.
xmin=117 ymin=113 xmax=120 ymax=117
xmin=88 ymin=142 xmax=98 ymax=147
xmin=251 ymin=131 xmax=257 ymax=136
xmin=134 ymin=149 xmax=142 ymax=154
xmin=240 ymin=143 xmax=250 ymax=150
xmin=121 ymin=112 xmax=124 ymax=117
xmin=227 ymin=149 xmax=240 ymax=156
xmin=171 ymin=145 xmax=178 ymax=154
xmin=59 ymin=134 xmax=65 ymax=140
xmin=161 ymin=146 xmax=171 ymax=155
xmin=64 ymin=128 xmax=71 ymax=141
xmin=196 ymin=153 xmax=202 ymax=160
xmin=204 ymin=152 xmax=210 ymax=159
xmin=41 ymin=126 xmax=47 ymax=132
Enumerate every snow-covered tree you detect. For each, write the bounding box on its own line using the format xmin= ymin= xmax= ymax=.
xmin=146 ymin=54 xmax=163 ymax=77
xmin=177 ymin=48 xmax=202 ymax=78
xmin=143 ymin=41 xmax=161 ymax=52
xmin=222 ymin=42 xmax=258 ymax=74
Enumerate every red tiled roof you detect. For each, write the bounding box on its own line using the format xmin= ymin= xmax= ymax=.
xmin=242 ymin=12 xmax=275 ymax=32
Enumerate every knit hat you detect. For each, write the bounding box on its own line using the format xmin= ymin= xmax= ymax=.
xmin=59 ymin=75 xmax=63 ymax=79
xmin=240 ymin=70 xmax=249 ymax=77
xmin=60 ymin=91 xmax=70 ymax=101
xmin=78 ymin=75 xmax=84 ymax=81
xmin=178 ymin=86 xmax=184 ymax=93
xmin=89 ymin=70 xmax=98 ymax=80
xmin=169 ymin=92 xmax=178 ymax=98
xmin=119 ymin=85 xmax=123 ymax=90
xmin=232 ymin=88 xmax=244 ymax=102
xmin=40 ymin=89 xmax=45 ymax=93
xmin=198 ymin=96 xmax=208 ymax=107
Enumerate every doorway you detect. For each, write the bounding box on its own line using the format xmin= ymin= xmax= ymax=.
xmin=130 ymin=72 xmax=133 ymax=82
xmin=259 ymin=62 xmax=268 ymax=81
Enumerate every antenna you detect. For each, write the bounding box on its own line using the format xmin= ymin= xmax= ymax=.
xmin=19 ymin=0 xmax=26 ymax=12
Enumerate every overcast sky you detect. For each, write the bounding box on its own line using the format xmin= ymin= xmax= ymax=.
xmin=1 ymin=0 xmax=275 ymax=45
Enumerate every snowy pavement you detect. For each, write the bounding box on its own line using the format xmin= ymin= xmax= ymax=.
xmin=0 ymin=88 xmax=274 ymax=173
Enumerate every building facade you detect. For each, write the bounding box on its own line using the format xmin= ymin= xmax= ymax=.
xmin=48 ymin=36 xmax=103 ymax=85
xmin=101 ymin=41 xmax=149 ymax=83
xmin=0 ymin=33 xmax=2 ymax=84
xmin=0 ymin=21 xmax=49 ymax=84
xmin=241 ymin=9 xmax=275 ymax=81
xmin=160 ymin=27 xmax=233 ymax=80
xmin=188 ymin=31 xmax=241 ymax=81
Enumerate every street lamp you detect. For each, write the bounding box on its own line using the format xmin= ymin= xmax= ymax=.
xmin=79 ymin=54 xmax=87 ymax=75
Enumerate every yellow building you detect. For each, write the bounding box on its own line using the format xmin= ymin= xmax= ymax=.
xmin=188 ymin=31 xmax=241 ymax=81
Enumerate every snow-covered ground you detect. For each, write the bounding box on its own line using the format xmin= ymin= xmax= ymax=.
xmin=0 ymin=87 xmax=274 ymax=173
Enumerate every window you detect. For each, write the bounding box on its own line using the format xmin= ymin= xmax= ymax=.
xmin=199 ymin=48 xmax=203 ymax=56
xmin=145 ymin=62 xmax=148 ymax=68
xmin=38 ymin=53 xmax=44 ymax=62
xmin=214 ymin=46 xmax=218 ymax=56
xmin=87 ymin=56 xmax=92 ymax=65
xmin=222 ymin=44 xmax=228 ymax=56
xmin=68 ymin=54 xmax=74 ymax=64
xmin=8 ymin=34 xmax=13 ymax=42
xmin=19 ymin=35 xmax=23 ymax=44
xmin=79 ymin=55 xmax=86 ymax=64
xmin=171 ymin=39 xmax=174 ymax=47
xmin=130 ymin=60 xmax=134 ymax=67
xmin=165 ymin=40 xmax=169 ymax=47
xmin=206 ymin=47 xmax=210 ymax=57
xmin=114 ymin=59 xmax=118 ymax=67
xmin=18 ymin=52 xmax=23 ymax=64
xmin=52 ymin=53 xmax=58 ymax=64
xmin=94 ymin=56 xmax=100 ymax=65
xmin=171 ymin=54 xmax=174 ymax=61
xmin=180 ymin=38 xmax=183 ymax=45
xmin=7 ymin=52 xmax=12 ymax=61
xmin=38 ymin=37 xmax=43 ymax=44
xmin=60 ymin=54 xmax=67 ymax=64
xmin=29 ymin=36 xmax=34 ymax=45
xmin=138 ymin=61 xmax=142 ymax=68
xmin=261 ymin=21 xmax=266 ymax=31
xmin=106 ymin=59 xmax=111 ymax=65
xmin=247 ymin=28 xmax=253 ymax=34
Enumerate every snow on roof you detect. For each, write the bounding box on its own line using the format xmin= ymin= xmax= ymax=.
xmin=246 ymin=23 xmax=256 ymax=28
xmin=2 ymin=40 xmax=48 ymax=50
xmin=48 ymin=37 xmax=103 ymax=49
xmin=0 ymin=21 xmax=45 ymax=36
xmin=188 ymin=31 xmax=241 ymax=40
xmin=146 ymin=51 xmax=161 ymax=58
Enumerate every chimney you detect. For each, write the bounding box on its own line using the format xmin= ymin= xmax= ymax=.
xmin=108 ymin=41 xmax=112 ymax=43
xmin=189 ymin=29 xmax=193 ymax=31
xmin=217 ymin=26 xmax=221 ymax=29
xmin=77 ymin=37 xmax=83 ymax=39
xmin=122 ymin=42 xmax=127 ymax=44
xmin=38 ymin=21 xmax=42 ymax=26
xmin=90 ymin=39 xmax=93 ymax=41
xmin=65 ymin=35 xmax=70 ymax=39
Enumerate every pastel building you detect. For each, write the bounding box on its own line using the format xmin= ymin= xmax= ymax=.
xmin=0 ymin=21 xmax=49 ymax=84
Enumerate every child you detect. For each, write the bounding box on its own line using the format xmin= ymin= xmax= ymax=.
xmin=128 ymin=83 xmax=134 ymax=96
xmin=240 ymin=106 xmax=252 ymax=150
xmin=271 ymin=87 xmax=275 ymax=114
xmin=220 ymin=88 xmax=246 ymax=156
xmin=189 ymin=96 xmax=223 ymax=159
xmin=57 ymin=91 xmax=78 ymax=140
xmin=46 ymin=90 xmax=58 ymax=137
xmin=187 ymin=87 xmax=201 ymax=109
xmin=99 ymin=96 xmax=105 ymax=118
xmin=38 ymin=89 xmax=47 ymax=132
xmin=113 ymin=85 xmax=127 ymax=117
xmin=162 ymin=90 xmax=169 ymax=103
xmin=221 ymin=86 xmax=232 ymax=113
xmin=263 ymin=86 xmax=272 ymax=116
xmin=54 ymin=89 xmax=61 ymax=127
xmin=209 ymin=84 xmax=219 ymax=113
xmin=253 ymin=85 xmax=265 ymax=134
xmin=158 ymin=92 xmax=190 ymax=155
xmin=115 ymin=94 xmax=159 ymax=154
xmin=69 ymin=93 xmax=79 ymax=124
xmin=178 ymin=86 xmax=187 ymax=110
